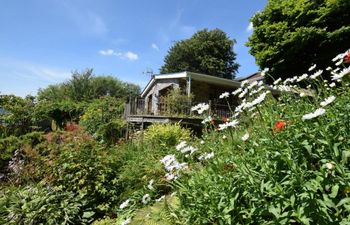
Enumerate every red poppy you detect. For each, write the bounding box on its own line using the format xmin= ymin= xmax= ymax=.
xmin=343 ymin=50 xmax=350 ymax=64
xmin=273 ymin=120 xmax=286 ymax=133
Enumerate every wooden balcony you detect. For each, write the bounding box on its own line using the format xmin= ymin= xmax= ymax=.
xmin=124 ymin=98 xmax=232 ymax=122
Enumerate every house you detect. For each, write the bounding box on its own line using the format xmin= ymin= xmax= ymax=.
xmin=236 ymin=72 xmax=263 ymax=83
xmin=136 ymin=71 xmax=242 ymax=116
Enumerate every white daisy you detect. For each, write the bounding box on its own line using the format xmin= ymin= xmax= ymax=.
xmin=241 ymin=132 xmax=249 ymax=141
xmin=320 ymin=96 xmax=336 ymax=107
xmin=142 ymin=194 xmax=151 ymax=205
xmin=302 ymin=108 xmax=326 ymax=120
xmin=219 ymin=92 xmax=230 ymax=99
xmin=119 ymin=199 xmax=131 ymax=209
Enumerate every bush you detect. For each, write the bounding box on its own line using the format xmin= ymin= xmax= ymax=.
xmin=0 ymin=184 xmax=92 ymax=225
xmin=143 ymin=123 xmax=191 ymax=148
xmin=80 ymin=96 xmax=125 ymax=144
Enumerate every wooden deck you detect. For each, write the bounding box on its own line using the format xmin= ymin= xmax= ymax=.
xmin=126 ymin=114 xmax=204 ymax=124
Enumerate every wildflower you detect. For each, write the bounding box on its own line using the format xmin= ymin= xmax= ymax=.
xmin=147 ymin=179 xmax=154 ymax=190
xmin=331 ymin=66 xmax=350 ymax=81
xmin=198 ymin=152 xmax=214 ymax=161
xmin=333 ymin=68 xmax=340 ymax=73
xmin=241 ymin=80 xmax=249 ymax=87
xmin=160 ymin=155 xmax=187 ymax=181
xmin=202 ymin=116 xmax=213 ymax=124
xmin=232 ymin=88 xmax=242 ymax=95
xmin=325 ymin=162 xmax=335 ymax=170
xmin=165 ymin=173 xmax=177 ymax=181
xmin=180 ymin=146 xmax=197 ymax=154
xmin=241 ymin=132 xmax=249 ymax=141
xmin=332 ymin=51 xmax=347 ymax=62
xmin=297 ymin=74 xmax=308 ymax=82
xmin=320 ymin=96 xmax=336 ymax=107
xmin=302 ymin=108 xmax=326 ymax=120
xmin=344 ymin=50 xmax=350 ymax=63
xmin=238 ymin=89 xmax=248 ymax=98
xmin=273 ymin=78 xmax=282 ymax=85
xmin=335 ymin=59 xmax=343 ymax=66
xmin=310 ymin=70 xmax=323 ymax=79
xmin=156 ymin=195 xmax=165 ymax=202
xmin=261 ymin=67 xmax=269 ymax=76
xmin=119 ymin=199 xmax=131 ymax=209
xmin=219 ymin=92 xmax=230 ymax=99
xmin=176 ymin=141 xmax=187 ymax=151
xmin=329 ymin=82 xmax=336 ymax=88
xmin=142 ymin=194 xmax=151 ymax=205
xmin=300 ymin=92 xmax=306 ymax=97
xmin=273 ymin=120 xmax=286 ymax=133
xmin=121 ymin=218 xmax=131 ymax=225
xmin=200 ymin=140 xmax=205 ymax=144
xmin=326 ymin=66 xmax=332 ymax=71
xmin=244 ymin=91 xmax=268 ymax=109
xmin=218 ymin=120 xmax=239 ymax=131
xmin=222 ymin=135 xmax=227 ymax=140
xmin=308 ymin=64 xmax=317 ymax=71
xmin=247 ymin=81 xmax=258 ymax=90
xmin=191 ymin=103 xmax=209 ymax=114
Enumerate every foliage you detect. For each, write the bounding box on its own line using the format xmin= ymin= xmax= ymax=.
xmin=37 ymin=69 xmax=140 ymax=102
xmin=0 ymin=95 xmax=36 ymax=137
xmin=80 ymin=96 xmax=125 ymax=144
xmin=160 ymin=28 xmax=239 ymax=79
xmin=0 ymin=184 xmax=91 ymax=225
xmin=174 ymin=68 xmax=350 ymax=224
xmin=160 ymin=88 xmax=193 ymax=116
xmin=143 ymin=123 xmax=191 ymax=148
xmin=0 ymin=131 xmax=45 ymax=180
xmin=247 ymin=0 xmax=350 ymax=81
xmin=34 ymin=99 xmax=86 ymax=129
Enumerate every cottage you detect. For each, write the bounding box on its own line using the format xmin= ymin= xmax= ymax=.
xmin=136 ymin=71 xmax=242 ymax=116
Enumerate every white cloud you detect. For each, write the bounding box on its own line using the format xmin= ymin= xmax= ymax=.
xmin=124 ymin=51 xmax=138 ymax=61
xmin=246 ymin=22 xmax=254 ymax=32
xmin=98 ymin=49 xmax=138 ymax=61
xmin=99 ymin=49 xmax=118 ymax=56
xmin=151 ymin=43 xmax=159 ymax=51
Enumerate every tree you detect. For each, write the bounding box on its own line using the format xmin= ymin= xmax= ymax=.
xmin=37 ymin=69 xmax=140 ymax=101
xmin=247 ymin=0 xmax=350 ymax=81
xmin=160 ymin=28 xmax=239 ymax=79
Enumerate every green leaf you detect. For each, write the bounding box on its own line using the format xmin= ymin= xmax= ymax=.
xmin=329 ymin=185 xmax=339 ymax=198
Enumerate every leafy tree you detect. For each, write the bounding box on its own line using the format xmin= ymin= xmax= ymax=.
xmin=37 ymin=69 xmax=140 ymax=102
xmin=247 ymin=0 xmax=350 ymax=81
xmin=160 ymin=28 xmax=239 ymax=79
xmin=0 ymin=95 xmax=36 ymax=137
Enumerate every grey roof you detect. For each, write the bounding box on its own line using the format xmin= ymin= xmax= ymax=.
xmin=141 ymin=71 xmax=241 ymax=97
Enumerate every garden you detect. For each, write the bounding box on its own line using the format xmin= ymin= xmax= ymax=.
xmin=1 ymin=50 xmax=349 ymax=224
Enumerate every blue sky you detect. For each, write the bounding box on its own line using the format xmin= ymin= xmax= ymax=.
xmin=0 ymin=0 xmax=267 ymax=97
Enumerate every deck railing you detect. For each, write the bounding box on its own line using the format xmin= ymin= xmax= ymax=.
xmin=125 ymin=98 xmax=232 ymax=119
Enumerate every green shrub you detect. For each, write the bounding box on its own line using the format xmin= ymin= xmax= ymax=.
xmin=80 ymin=96 xmax=125 ymax=144
xmin=0 ymin=184 xmax=92 ymax=225
xmin=143 ymin=123 xmax=191 ymax=148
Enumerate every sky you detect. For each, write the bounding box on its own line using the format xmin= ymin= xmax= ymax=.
xmin=0 ymin=0 xmax=267 ymax=97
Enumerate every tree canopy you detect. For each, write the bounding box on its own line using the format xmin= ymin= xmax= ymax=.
xmin=37 ymin=69 xmax=140 ymax=101
xmin=246 ymin=0 xmax=350 ymax=81
xmin=160 ymin=28 xmax=239 ymax=79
